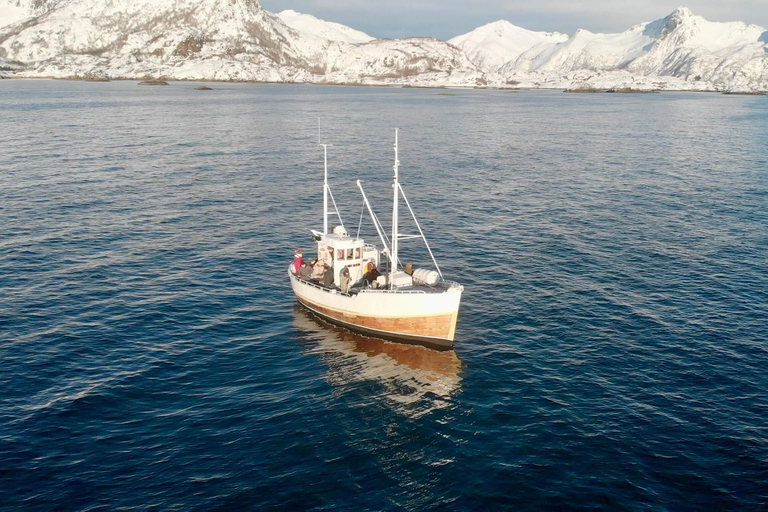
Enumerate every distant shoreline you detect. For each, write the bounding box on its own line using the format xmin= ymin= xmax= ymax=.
xmin=3 ymin=76 xmax=765 ymax=95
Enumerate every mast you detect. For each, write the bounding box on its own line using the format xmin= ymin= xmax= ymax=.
xmin=390 ymin=129 xmax=400 ymax=287
xmin=321 ymin=143 xmax=329 ymax=235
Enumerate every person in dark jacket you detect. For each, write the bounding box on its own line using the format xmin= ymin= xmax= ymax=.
xmin=298 ymin=261 xmax=312 ymax=280
xmin=363 ymin=262 xmax=381 ymax=287
xmin=320 ymin=264 xmax=334 ymax=288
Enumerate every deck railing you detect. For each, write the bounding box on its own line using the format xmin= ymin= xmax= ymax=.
xmin=290 ymin=264 xmax=459 ymax=296
xmin=291 ymin=272 xmax=429 ymax=295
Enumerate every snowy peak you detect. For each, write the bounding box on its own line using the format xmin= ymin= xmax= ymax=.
xmin=624 ymin=8 xmax=767 ymax=88
xmin=670 ymin=6 xmax=694 ymax=21
xmin=658 ymin=6 xmax=707 ymax=40
xmin=499 ymin=6 xmax=768 ymax=90
xmin=652 ymin=5 xmax=765 ymax=51
xmin=449 ymin=19 xmax=568 ymax=71
xmin=277 ymin=9 xmax=373 ymax=44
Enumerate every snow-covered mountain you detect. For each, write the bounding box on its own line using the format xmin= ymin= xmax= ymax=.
xmin=277 ymin=9 xmax=373 ymax=44
xmin=0 ymin=2 xmax=766 ymax=91
xmin=1 ymin=0 xmax=308 ymax=81
xmin=0 ymin=0 xmax=480 ymax=84
xmin=449 ymin=20 xmax=568 ymax=72
xmin=501 ymin=8 xmax=767 ymax=91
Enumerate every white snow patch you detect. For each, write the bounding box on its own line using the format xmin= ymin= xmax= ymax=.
xmin=0 ymin=4 xmax=28 ymax=27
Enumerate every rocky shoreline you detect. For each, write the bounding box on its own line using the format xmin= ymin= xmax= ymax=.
xmin=3 ymin=75 xmax=765 ymax=96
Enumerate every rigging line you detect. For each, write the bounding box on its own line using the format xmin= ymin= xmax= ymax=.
xmin=397 ymin=183 xmax=442 ymax=278
xmin=327 ymin=187 xmax=344 ymax=228
xmin=356 ymin=200 xmax=365 ymax=239
xmin=366 ymin=201 xmax=400 ymax=267
xmin=372 ymin=208 xmax=401 ymax=268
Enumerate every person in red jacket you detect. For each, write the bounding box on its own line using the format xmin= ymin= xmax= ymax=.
xmin=293 ymin=248 xmax=303 ymax=274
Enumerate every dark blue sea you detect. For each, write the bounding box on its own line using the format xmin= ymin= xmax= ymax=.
xmin=1 ymin=80 xmax=767 ymax=510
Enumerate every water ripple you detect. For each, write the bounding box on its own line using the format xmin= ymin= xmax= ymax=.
xmin=0 ymin=82 xmax=766 ymax=510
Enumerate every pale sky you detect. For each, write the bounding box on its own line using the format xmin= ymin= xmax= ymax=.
xmin=260 ymin=0 xmax=768 ymax=40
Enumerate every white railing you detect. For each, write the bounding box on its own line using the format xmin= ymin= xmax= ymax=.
xmin=291 ymin=271 xmax=358 ymax=297
xmin=360 ymin=289 xmax=427 ymax=294
xmin=291 ymin=264 xmax=453 ymax=295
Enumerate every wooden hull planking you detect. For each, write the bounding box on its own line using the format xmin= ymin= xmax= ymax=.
xmin=290 ymin=272 xmax=460 ymax=349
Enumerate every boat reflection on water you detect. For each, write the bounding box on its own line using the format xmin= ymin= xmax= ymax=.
xmin=292 ymin=305 xmax=462 ymax=414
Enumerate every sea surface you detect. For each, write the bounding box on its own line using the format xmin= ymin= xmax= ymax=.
xmin=1 ymin=80 xmax=767 ymax=510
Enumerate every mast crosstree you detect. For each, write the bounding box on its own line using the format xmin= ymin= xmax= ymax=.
xmin=318 ymin=119 xmax=345 ymax=234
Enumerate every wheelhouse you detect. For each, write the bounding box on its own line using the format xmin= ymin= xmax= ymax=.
xmin=313 ymin=227 xmax=379 ymax=286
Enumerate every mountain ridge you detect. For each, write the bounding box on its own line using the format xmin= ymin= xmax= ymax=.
xmin=1 ymin=1 xmax=766 ymax=91
xmin=448 ymin=20 xmax=568 ymax=72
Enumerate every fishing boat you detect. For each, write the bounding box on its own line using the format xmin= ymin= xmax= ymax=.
xmin=288 ymin=130 xmax=463 ymax=350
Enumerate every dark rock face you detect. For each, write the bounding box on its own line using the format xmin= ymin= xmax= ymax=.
xmin=173 ymin=36 xmax=204 ymax=57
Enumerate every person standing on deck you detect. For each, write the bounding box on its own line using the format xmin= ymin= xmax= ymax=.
xmin=340 ymin=268 xmax=351 ymax=293
xmin=293 ymin=248 xmax=303 ymax=274
xmin=320 ymin=263 xmax=334 ymax=288
xmin=298 ymin=261 xmax=312 ymax=280
xmin=310 ymin=258 xmax=324 ymax=280
xmin=364 ymin=262 xmax=381 ymax=287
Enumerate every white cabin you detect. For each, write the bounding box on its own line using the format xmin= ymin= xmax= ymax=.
xmin=314 ymin=227 xmax=379 ymax=287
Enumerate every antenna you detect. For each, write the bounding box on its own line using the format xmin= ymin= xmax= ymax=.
xmin=318 ymin=119 xmax=335 ymax=235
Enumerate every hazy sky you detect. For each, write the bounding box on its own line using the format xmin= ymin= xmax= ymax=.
xmin=260 ymin=1 xmax=768 ymax=40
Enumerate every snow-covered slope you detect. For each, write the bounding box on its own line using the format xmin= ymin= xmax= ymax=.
xmin=502 ymin=7 xmax=768 ymax=91
xmin=449 ymin=20 xmax=567 ymax=72
xmin=504 ymin=24 xmax=658 ymax=73
xmin=322 ymin=37 xmax=482 ymax=86
xmin=0 ymin=3 xmax=26 ymax=26
xmin=277 ymin=9 xmax=373 ymax=44
xmin=0 ymin=0 xmax=64 ymax=26
xmin=0 ymin=0 xmax=317 ymax=81
xmin=627 ymin=8 xmax=767 ymax=89
xmin=0 ymin=2 xmax=765 ymax=91
xmin=0 ymin=0 xmax=480 ymax=84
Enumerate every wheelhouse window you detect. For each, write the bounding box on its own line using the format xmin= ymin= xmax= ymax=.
xmin=337 ymin=249 xmax=345 ymax=260
xmin=347 ymin=249 xmax=354 ymax=260
xmin=355 ymin=247 xmax=362 ymax=259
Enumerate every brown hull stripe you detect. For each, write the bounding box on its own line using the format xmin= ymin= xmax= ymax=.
xmin=296 ymin=297 xmax=456 ymax=348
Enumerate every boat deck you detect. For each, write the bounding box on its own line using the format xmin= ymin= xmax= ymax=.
xmin=291 ymin=273 xmax=455 ymax=296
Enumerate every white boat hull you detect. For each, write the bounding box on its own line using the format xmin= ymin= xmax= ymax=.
xmin=289 ymin=270 xmax=462 ymax=350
